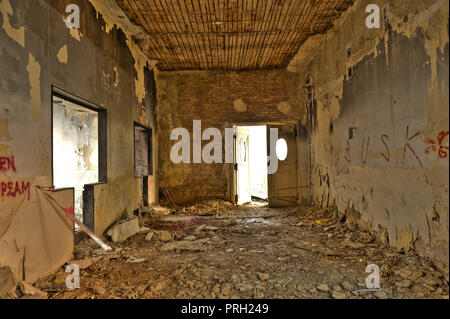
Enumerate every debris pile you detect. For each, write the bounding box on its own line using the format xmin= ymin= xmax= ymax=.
xmin=106 ymin=217 xmax=140 ymax=243
xmin=0 ymin=266 xmax=48 ymax=299
xmin=182 ymin=200 xmax=234 ymax=216
xmin=29 ymin=203 xmax=449 ymax=299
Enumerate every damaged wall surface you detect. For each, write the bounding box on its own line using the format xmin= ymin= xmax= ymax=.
xmin=53 ymin=101 xmax=99 ymax=222
xmin=288 ymin=0 xmax=449 ymax=270
xmin=1 ymin=0 xmax=448 ymax=287
xmin=157 ymin=70 xmax=301 ymax=205
xmin=0 ymin=0 xmax=158 ymax=282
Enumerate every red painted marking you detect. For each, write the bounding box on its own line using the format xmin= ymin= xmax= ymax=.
xmin=0 ymin=156 xmax=16 ymax=173
xmin=1 ymin=182 xmax=6 ymax=196
xmin=149 ymin=179 xmax=152 ymax=187
xmin=37 ymin=187 xmax=75 ymax=223
xmin=403 ymin=125 xmax=423 ymax=168
xmin=344 ymin=140 xmax=352 ymax=163
xmin=425 ymin=131 xmax=449 ymax=159
xmin=381 ymin=134 xmax=390 ymax=162
xmin=65 ymin=206 xmax=74 ymax=216
xmin=65 ymin=206 xmax=75 ymax=226
xmin=0 ymin=181 xmax=31 ymax=200
xmin=22 ymin=182 xmax=31 ymax=200
xmin=362 ymin=137 xmax=370 ymax=164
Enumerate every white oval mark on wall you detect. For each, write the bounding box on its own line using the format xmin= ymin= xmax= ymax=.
xmin=276 ymin=138 xmax=288 ymax=161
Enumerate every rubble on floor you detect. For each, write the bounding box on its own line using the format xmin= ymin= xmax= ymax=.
xmin=0 ymin=267 xmax=17 ymax=299
xmin=159 ymin=199 xmax=234 ymax=217
xmin=32 ymin=203 xmax=449 ymax=299
xmin=17 ymin=281 xmax=48 ymax=299
xmin=0 ymin=266 xmax=48 ymax=299
xmin=106 ymin=217 xmax=140 ymax=243
xmin=161 ymin=238 xmax=210 ymax=252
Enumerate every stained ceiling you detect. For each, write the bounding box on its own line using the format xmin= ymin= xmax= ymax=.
xmin=116 ymin=0 xmax=355 ymax=71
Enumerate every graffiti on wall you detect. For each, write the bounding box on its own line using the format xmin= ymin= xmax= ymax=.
xmin=0 ymin=155 xmax=31 ymax=200
xmin=0 ymin=156 xmax=16 ymax=173
xmin=343 ymin=126 xmax=449 ymax=167
xmin=1 ymin=181 xmax=31 ymax=200
xmin=425 ymin=131 xmax=449 ymax=159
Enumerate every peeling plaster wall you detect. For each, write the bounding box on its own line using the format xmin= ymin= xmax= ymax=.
xmin=157 ymin=70 xmax=301 ymax=205
xmin=53 ymin=104 xmax=99 ymax=222
xmin=289 ymin=0 xmax=449 ymax=270
xmin=0 ymin=0 xmax=158 ymax=282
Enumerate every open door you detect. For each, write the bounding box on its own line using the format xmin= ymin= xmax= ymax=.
xmin=268 ymin=124 xmax=298 ymax=207
xmin=235 ymin=126 xmax=251 ymax=205
xmin=134 ymin=123 xmax=152 ymax=207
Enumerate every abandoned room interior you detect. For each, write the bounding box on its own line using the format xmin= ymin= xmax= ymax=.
xmin=0 ymin=0 xmax=448 ymax=301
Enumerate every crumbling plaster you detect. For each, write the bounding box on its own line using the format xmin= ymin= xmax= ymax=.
xmin=288 ymin=0 xmax=449 ymax=271
xmin=0 ymin=0 xmax=158 ymax=282
xmin=156 ymin=70 xmax=301 ymax=204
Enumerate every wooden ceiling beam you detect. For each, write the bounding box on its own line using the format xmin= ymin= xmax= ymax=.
xmin=116 ymin=0 xmax=355 ymax=71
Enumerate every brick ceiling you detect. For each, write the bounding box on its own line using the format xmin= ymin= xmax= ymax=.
xmin=116 ymin=0 xmax=355 ymax=71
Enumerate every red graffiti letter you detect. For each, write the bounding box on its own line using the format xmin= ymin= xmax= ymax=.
xmin=1 ymin=182 xmax=6 ymax=197
xmin=362 ymin=137 xmax=370 ymax=164
xmin=0 ymin=158 xmax=6 ymax=173
xmin=14 ymin=182 xmax=21 ymax=196
xmin=7 ymin=156 xmax=16 ymax=172
xmin=437 ymin=131 xmax=449 ymax=159
xmin=403 ymin=125 xmax=423 ymax=168
xmin=381 ymin=134 xmax=390 ymax=162
xmin=7 ymin=181 xmax=15 ymax=197
xmin=22 ymin=182 xmax=31 ymax=200
xmin=425 ymin=131 xmax=449 ymax=159
xmin=344 ymin=140 xmax=352 ymax=163
xmin=0 ymin=156 xmax=16 ymax=173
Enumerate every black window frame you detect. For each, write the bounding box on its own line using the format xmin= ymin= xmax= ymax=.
xmin=133 ymin=122 xmax=153 ymax=178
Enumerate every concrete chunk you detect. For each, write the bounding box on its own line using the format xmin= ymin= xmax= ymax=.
xmin=159 ymin=231 xmax=173 ymax=242
xmin=106 ymin=218 xmax=140 ymax=243
xmin=0 ymin=266 xmax=17 ymax=299
xmin=18 ymin=281 xmax=48 ymax=299
xmin=145 ymin=231 xmax=155 ymax=241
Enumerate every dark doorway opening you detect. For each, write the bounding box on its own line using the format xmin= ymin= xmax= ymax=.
xmin=134 ymin=123 xmax=153 ymax=207
xmin=142 ymin=176 xmax=149 ymax=207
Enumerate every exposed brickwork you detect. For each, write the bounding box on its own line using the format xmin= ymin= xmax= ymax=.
xmin=157 ymin=70 xmax=299 ymax=205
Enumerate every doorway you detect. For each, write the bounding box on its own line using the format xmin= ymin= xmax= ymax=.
xmin=233 ymin=123 xmax=299 ymax=208
xmin=53 ymin=97 xmax=99 ymax=225
xmin=134 ymin=123 xmax=153 ymax=207
xmin=234 ymin=125 xmax=268 ymax=205
xmin=267 ymin=124 xmax=298 ymax=207
xmin=52 ymin=88 xmax=106 ymax=231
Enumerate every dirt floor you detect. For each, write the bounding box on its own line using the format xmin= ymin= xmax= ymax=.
xmin=35 ymin=202 xmax=449 ymax=299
